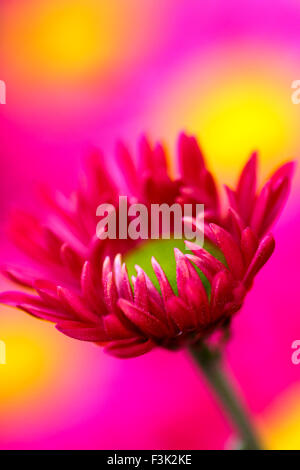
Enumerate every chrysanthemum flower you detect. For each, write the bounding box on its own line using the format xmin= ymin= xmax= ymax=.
xmin=0 ymin=133 xmax=293 ymax=360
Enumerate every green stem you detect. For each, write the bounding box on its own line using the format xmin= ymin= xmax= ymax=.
xmin=190 ymin=344 xmax=261 ymax=450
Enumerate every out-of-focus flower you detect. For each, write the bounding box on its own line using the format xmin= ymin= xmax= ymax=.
xmin=0 ymin=134 xmax=294 ymax=358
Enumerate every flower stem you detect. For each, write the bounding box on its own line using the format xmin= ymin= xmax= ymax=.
xmin=190 ymin=344 xmax=261 ymax=450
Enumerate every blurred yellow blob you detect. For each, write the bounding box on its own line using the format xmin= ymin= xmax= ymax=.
xmin=2 ymin=0 xmax=118 ymax=81
xmin=196 ymin=77 xmax=295 ymax=180
xmin=156 ymin=49 xmax=299 ymax=184
xmin=260 ymin=383 xmax=300 ymax=450
xmin=2 ymin=0 xmax=155 ymax=83
xmin=32 ymin=3 xmax=111 ymax=76
xmin=0 ymin=334 xmax=46 ymax=402
xmin=0 ymin=307 xmax=54 ymax=406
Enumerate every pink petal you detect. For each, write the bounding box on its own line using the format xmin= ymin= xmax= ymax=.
xmin=134 ymin=269 xmax=149 ymax=311
xmin=105 ymin=337 xmax=155 ymax=358
xmin=174 ymin=248 xmax=190 ymax=297
xmin=135 ymin=265 xmax=164 ymax=309
xmin=81 ymin=261 xmax=103 ymax=312
xmin=240 ymin=228 xmax=258 ymax=266
xmin=251 ymin=181 xmax=271 ymax=237
xmin=0 ymin=291 xmax=45 ymax=308
xmin=185 ymin=241 xmax=226 ymax=277
xmin=1 ymin=266 xmax=35 ymax=288
xmin=236 ymin=152 xmax=257 ymax=222
xmin=103 ymin=314 xmax=135 ymax=340
xmin=57 ymin=286 xmax=100 ymax=323
xmin=61 ymin=243 xmax=83 ymax=276
xmin=177 ymin=133 xmax=205 ymax=186
xmin=19 ymin=303 xmax=70 ymax=322
xmin=151 ymin=257 xmax=175 ymax=305
xmin=120 ymin=263 xmax=134 ymax=302
xmin=56 ymin=321 xmax=107 ymax=342
xmin=118 ymin=299 xmax=169 ymax=339
xmin=227 ymin=207 xmax=245 ymax=240
xmin=270 ymin=161 xmax=296 ymax=184
xmin=166 ymin=296 xmax=196 ymax=331
xmin=209 ymin=224 xmax=245 ymax=279
xmin=202 ymin=170 xmax=219 ymax=210
xmin=243 ymin=234 xmax=275 ymax=288
xmin=34 ymin=280 xmax=63 ymax=310
xmin=261 ymin=176 xmax=291 ymax=235
xmin=102 ymin=257 xmax=118 ymax=312
xmin=224 ymin=185 xmax=238 ymax=212
xmin=184 ymin=279 xmax=210 ymax=326
xmin=210 ymin=271 xmax=232 ymax=321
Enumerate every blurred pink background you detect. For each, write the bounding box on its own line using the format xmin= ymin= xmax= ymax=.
xmin=1 ymin=0 xmax=300 ymax=449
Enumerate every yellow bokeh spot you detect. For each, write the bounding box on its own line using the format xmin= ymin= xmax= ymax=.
xmin=33 ymin=3 xmax=107 ymax=75
xmin=2 ymin=0 xmax=130 ymax=82
xmin=156 ymin=50 xmax=299 ymax=184
xmin=196 ymin=78 xmax=294 ymax=179
xmin=0 ymin=333 xmax=47 ymax=403
xmin=259 ymin=383 xmax=300 ymax=450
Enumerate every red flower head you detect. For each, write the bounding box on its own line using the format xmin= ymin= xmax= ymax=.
xmin=0 ymin=134 xmax=294 ymax=357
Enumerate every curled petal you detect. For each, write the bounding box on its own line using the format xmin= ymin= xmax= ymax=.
xmin=151 ymin=257 xmax=175 ymax=305
xmin=134 ymin=266 xmax=167 ymax=325
xmin=210 ymin=271 xmax=232 ymax=321
xmin=186 ymin=254 xmax=220 ymax=283
xmin=134 ymin=269 xmax=149 ymax=311
xmin=56 ymin=320 xmax=107 ymax=342
xmin=174 ymin=248 xmax=190 ymax=298
xmin=113 ymin=254 xmax=123 ymax=295
xmin=227 ymin=207 xmax=245 ymax=240
xmin=262 ymin=176 xmax=291 ymax=235
xmin=240 ymin=228 xmax=258 ymax=267
xmin=105 ymin=337 xmax=155 ymax=358
xmin=184 ymin=279 xmax=210 ymax=326
xmin=1 ymin=266 xmax=35 ymax=288
xmin=243 ymin=234 xmax=275 ymax=288
xmin=209 ymin=224 xmax=245 ymax=280
xmin=118 ymin=299 xmax=170 ymax=339
xmin=166 ymin=296 xmax=196 ymax=331
xmin=120 ymin=263 xmax=133 ymax=302
xmin=81 ymin=261 xmax=103 ymax=312
xmin=270 ymin=161 xmax=296 ymax=184
xmin=19 ymin=303 xmax=69 ymax=322
xmin=61 ymin=243 xmax=83 ymax=276
xmin=34 ymin=279 xmax=63 ymax=310
xmin=236 ymin=152 xmax=257 ymax=222
xmin=102 ymin=257 xmax=118 ymax=312
xmin=57 ymin=286 xmax=100 ymax=323
xmin=135 ymin=265 xmax=164 ymax=309
xmin=251 ymin=181 xmax=271 ymax=237
xmin=185 ymin=241 xmax=226 ymax=279
xmin=178 ymin=133 xmax=205 ymax=186
xmin=103 ymin=314 xmax=135 ymax=340
xmin=224 ymin=185 xmax=238 ymax=212
xmin=202 ymin=170 xmax=219 ymax=209
xmin=0 ymin=291 xmax=43 ymax=308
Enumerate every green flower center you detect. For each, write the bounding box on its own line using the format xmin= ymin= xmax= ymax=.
xmin=124 ymin=238 xmax=225 ymax=296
